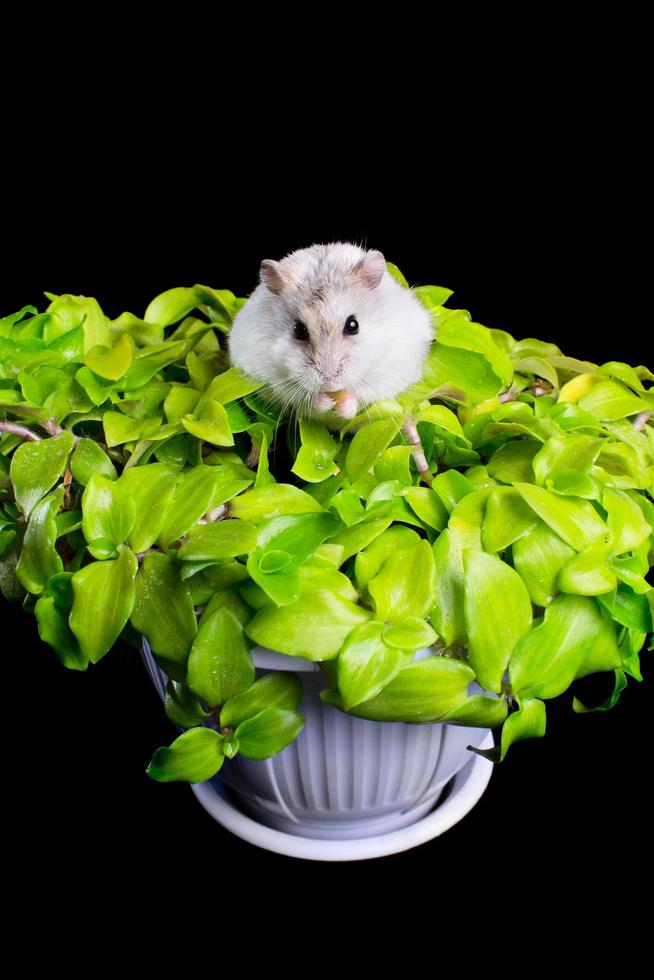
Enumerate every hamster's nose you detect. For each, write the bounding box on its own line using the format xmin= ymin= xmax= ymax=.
xmin=319 ymin=358 xmax=345 ymax=387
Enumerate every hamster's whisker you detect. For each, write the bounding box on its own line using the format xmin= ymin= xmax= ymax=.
xmin=263 ymin=376 xmax=307 ymax=453
xmin=255 ymin=378 xmax=290 ymax=452
xmin=282 ymin=381 xmax=310 ymax=456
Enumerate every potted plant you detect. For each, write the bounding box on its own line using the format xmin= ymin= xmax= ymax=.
xmin=1 ymin=268 xmax=652 ymax=858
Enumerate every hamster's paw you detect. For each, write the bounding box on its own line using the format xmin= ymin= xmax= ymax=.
xmin=311 ymin=391 xmax=336 ymax=414
xmin=333 ymin=391 xmax=358 ymax=419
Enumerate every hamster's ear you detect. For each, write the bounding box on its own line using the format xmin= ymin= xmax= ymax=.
xmin=260 ymin=259 xmax=288 ymax=295
xmin=352 ymin=249 xmax=386 ymax=289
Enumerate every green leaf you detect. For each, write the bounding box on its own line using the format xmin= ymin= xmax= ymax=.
xmin=220 ymin=671 xmax=303 ymax=728
xmin=44 ymin=570 xmax=74 ymax=606
xmin=9 ymin=429 xmax=75 ymax=518
xmin=115 ymin=462 xmax=181 ymax=553
xmin=75 ymin=367 xmax=118 ymax=406
xmin=610 ymin=554 xmax=650 ymax=594
xmin=382 ymin=616 xmax=437 ymax=651
xmin=164 ymin=679 xmax=212 ymax=727
xmin=330 ymin=488 xmax=367 ymax=526
xmin=328 ymin=516 xmax=394 ymax=563
xmin=354 ymin=525 xmax=421 ymax=593
xmin=109 ymin=311 xmax=163 ymax=347
xmin=373 ymin=445 xmax=414 ymax=484
xmin=431 ymin=470 xmax=475 ymax=513
xmin=512 ymin=481 xmax=609 ymax=550
xmin=597 ymin=361 xmax=648 ymax=391
xmin=345 ymin=419 xmax=400 ymax=483
xmin=146 ymin=727 xmax=225 ymax=783
xmin=512 ymin=356 xmax=559 ymax=389
xmin=486 ymin=440 xmax=539 ymax=484
xmin=322 ymin=656 xmax=474 ymax=722
xmin=177 ymin=519 xmax=258 ymax=561
xmin=227 ymin=482 xmax=325 ymax=523
xmin=0 ymin=523 xmax=26 ymax=601
xmin=244 ymin=588 xmax=371 ymax=660
xmin=602 ymin=486 xmax=652 ymax=557
xmin=558 ymin=542 xmax=617 ymax=595
xmin=291 ymin=420 xmax=339 ymax=483
xmin=164 ymin=385 xmax=201 ymax=422
xmin=463 ymin=549 xmax=533 ymax=694
xmin=235 ymin=705 xmax=305 ymax=760
xmin=436 ymin=316 xmax=514 ymax=386
xmin=594 ymin=442 xmax=654 ymax=491
xmin=198 ymin=583 xmax=252 ymax=628
xmin=368 ymin=539 xmax=436 ymax=623
xmin=81 ymin=472 xmax=136 ymax=559
xmin=416 ymin=342 xmax=504 ymax=404
xmin=596 ymin=585 xmax=653 ymax=633
xmin=578 ymin=378 xmax=650 ymax=419
xmin=532 ymin=434 xmax=603 ymax=489
xmin=102 ymin=411 xmax=162 ymax=447
xmin=34 ymin=593 xmax=88 ymax=670
xmin=16 ymin=485 xmax=65 ymax=594
xmin=181 ymin=399 xmax=234 ymax=446
xmin=573 ymin=605 xmax=622 ymax=680
xmin=194 ymin=365 xmax=264 ymax=408
xmin=186 ymin=606 xmax=255 ymax=707
xmin=252 ymin=512 xmax=340 ymax=571
xmin=469 ymin=696 xmax=546 ymax=764
xmin=245 ymin=511 xmax=341 ymax=607
xmin=509 ymin=593 xmax=605 ymax=700
xmin=401 ymin=487 xmax=449 ymax=530
xmin=337 ymin=621 xmax=409 ymax=709
xmin=157 ymin=464 xmax=225 ymax=548
xmin=69 ymin=437 xmax=117 ymax=485
xmin=438 ymin=693 xmax=508 ymax=728
xmin=44 ymin=294 xmax=111 ymax=351
xmin=296 ymin=562 xmax=358 ymax=602
xmin=511 ymin=520 xmax=575 ymax=606
xmin=428 ymin=528 xmax=467 ymax=647
xmin=130 ymin=552 xmax=197 ymax=663
xmin=481 ymin=486 xmax=540 ymax=553
xmin=572 ymin=670 xmax=628 ymax=714
xmin=412 ymin=284 xmax=453 ymax=308
xmin=83 ymin=332 xmax=134 ymax=380
xmin=414 ymin=404 xmax=469 ymax=442
xmin=144 ymin=287 xmax=203 ymax=327
xmin=69 ymin=544 xmax=138 ymax=663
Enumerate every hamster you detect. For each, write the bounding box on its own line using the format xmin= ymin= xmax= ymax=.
xmin=226 ymin=241 xmax=435 ymax=424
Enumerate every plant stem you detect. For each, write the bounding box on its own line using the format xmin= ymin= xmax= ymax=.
xmin=245 ymin=440 xmax=261 ymax=469
xmin=135 ymin=548 xmax=159 ymax=562
xmin=197 ymin=504 xmax=226 ymax=525
xmin=62 ymin=463 xmax=73 ymax=510
xmin=0 ymin=421 xmax=42 ymax=442
xmin=40 ymin=419 xmax=63 ymax=436
xmin=402 ymin=417 xmax=433 ymax=487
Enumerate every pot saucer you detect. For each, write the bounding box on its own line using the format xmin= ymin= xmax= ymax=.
xmin=189 ymin=730 xmax=495 ymax=862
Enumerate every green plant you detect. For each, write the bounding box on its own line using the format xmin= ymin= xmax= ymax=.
xmin=1 ymin=273 xmax=652 ymax=782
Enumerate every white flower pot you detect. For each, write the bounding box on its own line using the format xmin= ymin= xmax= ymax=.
xmin=141 ymin=638 xmax=495 ymax=854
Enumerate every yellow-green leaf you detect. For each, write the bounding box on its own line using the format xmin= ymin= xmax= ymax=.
xmin=69 ymin=544 xmax=138 ymax=663
xmin=130 ymin=552 xmax=197 ymax=663
xmin=10 ymin=429 xmax=75 ymax=519
xmin=463 ymin=549 xmax=533 ymax=694
xmin=83 ymin=332 xmax=134 ymax=381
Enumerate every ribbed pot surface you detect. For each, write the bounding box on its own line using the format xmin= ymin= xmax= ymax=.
xmin=141 ymin=638 xmax=493 ymax=840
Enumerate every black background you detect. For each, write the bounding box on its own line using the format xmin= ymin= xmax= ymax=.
xmin=3 ymin=143 xmax=652 ymax=901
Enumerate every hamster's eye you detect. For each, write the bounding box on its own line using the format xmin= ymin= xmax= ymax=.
xmin=344 ymin=315 xmax=359 ymax=336
xmin=293 ymin=321 xmax=310 ymax=341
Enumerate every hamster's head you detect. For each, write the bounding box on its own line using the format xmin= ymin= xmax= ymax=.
xmin=227 ymin=241 xmax=436 ymax=421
